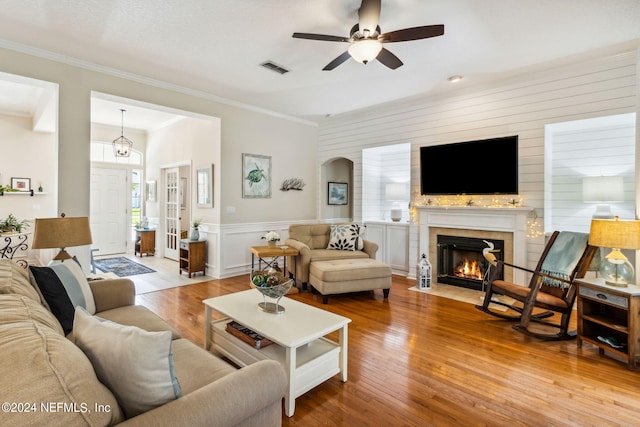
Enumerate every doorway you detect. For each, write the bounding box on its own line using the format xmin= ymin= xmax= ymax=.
xmin=90 ymin=167 xmax=128 ymax=255
xmin=162 ymin=164 xmax=191 ymax=261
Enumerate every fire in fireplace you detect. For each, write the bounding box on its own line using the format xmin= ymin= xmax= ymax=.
xmin=437 ymin=235 xmax=504 ymax=290
xmin=453 ymin=258 xmax=483 ymax=280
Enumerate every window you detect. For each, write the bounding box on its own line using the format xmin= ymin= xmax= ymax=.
xmin=90 ymin=141 xmax=142 ymax=165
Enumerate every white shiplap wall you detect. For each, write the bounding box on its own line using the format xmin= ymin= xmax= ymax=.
xmin=317 ymin=50 xmax=638 ymax=271
xmin=545 ymin=113 xmax=636 ymax=234
xmin=362 ymin=143 xmax=411 ymax=221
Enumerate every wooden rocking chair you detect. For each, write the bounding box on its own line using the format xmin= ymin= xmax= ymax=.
xmin=475 ymin=231 xmax=597 ymax=340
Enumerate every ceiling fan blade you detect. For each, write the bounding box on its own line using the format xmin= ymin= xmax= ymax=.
xmin=376 ymin=48 xmax=403 ymax=70
xmin=358 ymin=0 xmax=381 ymax=35
xmin=323 ymin=51 xmax=352 ymax=71
xmin=379 ymin=25 xmax=445 ymax=43
xmin=292 ymin=32 xmax=350 ymax=42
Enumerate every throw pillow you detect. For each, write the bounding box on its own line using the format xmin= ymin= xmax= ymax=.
xmin=29 ymin=260 xmax=96 ymax=334
xmin=327 ymin=223 xmax=364 ymax=251
xmin=73 ymin=307 xmax=182 ymax=418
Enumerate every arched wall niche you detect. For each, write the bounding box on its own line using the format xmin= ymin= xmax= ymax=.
xmin=320 ymin=157 xmax=353 ymax=222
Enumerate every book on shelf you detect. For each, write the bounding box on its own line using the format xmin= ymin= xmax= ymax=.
xmin=225 ymin=321 xmax=273 ymax=350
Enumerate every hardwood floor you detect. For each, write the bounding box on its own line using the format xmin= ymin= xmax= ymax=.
xmin=135 ymin=275 xmax=640 ymax=426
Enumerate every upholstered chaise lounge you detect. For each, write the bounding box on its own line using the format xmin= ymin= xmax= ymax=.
xmin=286 ymin=223 xmax=392 ymax=302
xmin=285 ymin=223 xmax=378 ymax=289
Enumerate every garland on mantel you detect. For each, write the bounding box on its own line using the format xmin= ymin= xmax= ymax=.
xmin=411 ymin=194 xmax=524 ymax=209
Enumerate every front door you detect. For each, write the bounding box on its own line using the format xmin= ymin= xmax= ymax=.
xmin=90 ymin=167 xmax=128 ymax=255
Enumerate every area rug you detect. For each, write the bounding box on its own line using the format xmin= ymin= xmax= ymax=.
xmin=94 ymin=257 xmax=156 ymax=277
xmin=409 ymin=283 xmax=511 ymax=312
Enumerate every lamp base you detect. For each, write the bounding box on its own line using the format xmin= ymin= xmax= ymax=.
xmin=390 ymin=202 xmax=402 ymax=222
xmin=53 ymin=249 xmax=72 ymax=261
xmin=604 ymin=279 xmax=629 ymax=287
xmin=600 ymin=257 xmax=634 ymax=288
xmin=593 ymin=205 xmax=614 ymax=219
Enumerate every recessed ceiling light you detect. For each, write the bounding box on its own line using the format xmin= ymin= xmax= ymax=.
xmin=448 ymin=75 xmax=463 ymax=83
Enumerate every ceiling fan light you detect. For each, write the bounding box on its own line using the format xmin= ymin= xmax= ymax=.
xmin=348 ymin=39 xmax=383 ymax=64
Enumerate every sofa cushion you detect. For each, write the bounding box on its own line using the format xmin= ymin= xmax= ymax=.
xmin=309 ymin=248 xmax=370 ymax=263
xmin=96 ymin=304 xmax=182 ymax=340
xmin=170 ymin=338 xmax=236 ymax=394
xmin=0 ymin=294 xmax=63 ymax=335
xmin=29 ymin=261 xmax=96 ymax=335
xmin=311 ymin=258 xmax=392 ymax=282
xmin=74 ymin=307 xmax=182 ymax=418
xmin=327 ymin=223 xmax=364 ymax=251
xmin=288 ymin=223 xmax=333 ymax=249
xmin=0 ymin=259 xmax=42 ymax=302
xmin=0 ymin=297 xmax=123 ymax=426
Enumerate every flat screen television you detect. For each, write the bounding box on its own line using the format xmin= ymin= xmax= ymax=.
xmin=420 ymin=136 xmax=518 ymax=195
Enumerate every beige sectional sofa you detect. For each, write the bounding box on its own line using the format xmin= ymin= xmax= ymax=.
xmin=0 ymin=259 xmax=286 ymax=426
xmin=286 ymin=223 xmax=379 ymax=289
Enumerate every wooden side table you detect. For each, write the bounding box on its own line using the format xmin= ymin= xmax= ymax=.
xmin=179 ymin=239 xmax=206 ymax=277
xmin=135 ymin=229 xmax=156 ymax=256
xmin=250 ymin=245 xmax=299 ymax=281
xmin=576 ymin=277 xmax=640 ymax=369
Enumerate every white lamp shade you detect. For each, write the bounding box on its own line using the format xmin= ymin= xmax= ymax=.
xmin=385 ymin=183 xmax=407 ymax=201
xmin=348 ymin=39 xmax=383 ymax=63
xmin=582 ymin=176 xmax=624 ymax=203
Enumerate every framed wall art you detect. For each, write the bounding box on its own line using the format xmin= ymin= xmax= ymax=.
xmin=328 ymin=182 xmax=348 ymax=205
xmin=196 ymin=165 xmax=213 ymax=208
xmin=11 ymin=177 xmax=31 ymax=192
xmin=242 ymin=153 xmax=271 ymax=198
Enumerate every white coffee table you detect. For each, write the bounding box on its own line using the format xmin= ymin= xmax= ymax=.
xmin=203 ymin=289 xmax=351 ymax=417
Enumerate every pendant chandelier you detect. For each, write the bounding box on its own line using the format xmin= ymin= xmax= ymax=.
xmin=112 ymin=109 xmax=133 ymax=157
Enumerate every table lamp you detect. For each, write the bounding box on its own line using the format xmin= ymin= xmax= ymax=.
xmin=32 ymin=216 xmax=93 ymax=261
xmin=588 ymin=216 xmax=640 ymax=286
xmin=582 ymin=176 xmax=624 ymax=219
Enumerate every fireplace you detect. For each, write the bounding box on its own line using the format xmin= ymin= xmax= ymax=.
xmin=418 ymin=206 xmax=532 ymax=285
xmin=436 ymin=235 xmax=504 ymax=290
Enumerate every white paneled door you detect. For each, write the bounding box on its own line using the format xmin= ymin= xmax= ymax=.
xmin=164 ymin=168 xmax=180 ymax=261
xmin=90 ymin=167 xmax=128 ymax=255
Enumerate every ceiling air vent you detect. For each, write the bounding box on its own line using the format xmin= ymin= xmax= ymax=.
xmin=260 ymin=61 xmax=289 ymax=75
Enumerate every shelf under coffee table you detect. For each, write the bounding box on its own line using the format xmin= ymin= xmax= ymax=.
xmin=203 ymin=289 xmax=351 ymax=417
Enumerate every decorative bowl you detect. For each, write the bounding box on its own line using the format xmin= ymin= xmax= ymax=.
xmin=250 ymin=271 xmax=293 ymax=314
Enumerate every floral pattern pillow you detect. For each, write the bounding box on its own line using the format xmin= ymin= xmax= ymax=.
xmin=327 ymin=223 xmax=364 ymax=251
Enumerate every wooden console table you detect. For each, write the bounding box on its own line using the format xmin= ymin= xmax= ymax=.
xmin=135 ymin=229 xmax=156 ymax=256
xmin=576 ymin=278 xmax=640 ymax=369
xmin=179 ymin=239 xmax=206 ymax=277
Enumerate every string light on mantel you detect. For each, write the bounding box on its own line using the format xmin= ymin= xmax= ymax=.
xmin=527 ymin=211 xmax=544 ymax=238
xmin=412 ymin=194 xmax=524 ymax=208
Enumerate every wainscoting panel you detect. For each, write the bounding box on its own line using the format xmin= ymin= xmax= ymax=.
xmin=215 ymin=220 xmax=316 ymax=279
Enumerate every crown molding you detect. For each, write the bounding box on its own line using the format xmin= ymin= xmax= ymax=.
xmin=0 ymin=39 xmax=317 ymax=127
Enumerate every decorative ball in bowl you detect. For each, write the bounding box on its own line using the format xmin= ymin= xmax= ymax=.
xmin=250 ymin=271 xmax=293 ymax=314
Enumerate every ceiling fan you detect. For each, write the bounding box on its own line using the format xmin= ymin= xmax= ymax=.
xmin=292 ymin=0 xmax=444 ymax=70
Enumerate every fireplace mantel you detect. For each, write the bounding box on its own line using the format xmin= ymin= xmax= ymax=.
xmin=417 ymin=206 xmax=534 ymax=284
